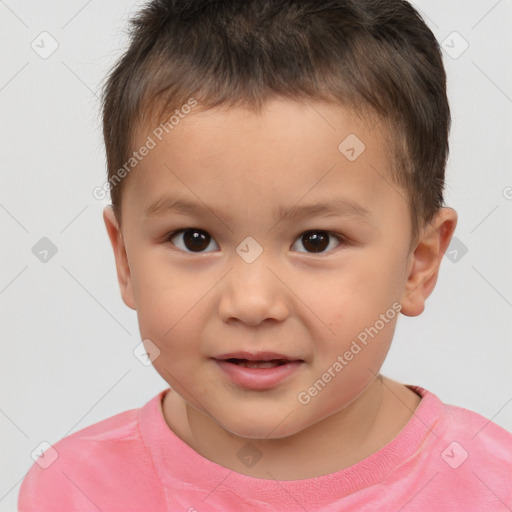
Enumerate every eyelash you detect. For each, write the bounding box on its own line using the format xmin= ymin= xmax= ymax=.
xmin=164 ymin=228 xmax=347 ymax=255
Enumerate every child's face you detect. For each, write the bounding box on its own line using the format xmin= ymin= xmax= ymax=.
xmin=105 ymin=98 xmax=434 ymax=438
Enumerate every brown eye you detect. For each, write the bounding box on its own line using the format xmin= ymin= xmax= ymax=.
xmin=292 ymin=230 xmax=343 ymax=254
xmin=167 ymin=229 xmax=219 ymax=253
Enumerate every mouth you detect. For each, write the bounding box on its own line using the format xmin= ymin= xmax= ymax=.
xmin=223 ymin=358 xmax=293 ymax=369
xmin=212 ymin=352 xmax=304 ymax=390
xmin=213 ymin=351 xmax=304 ymax=367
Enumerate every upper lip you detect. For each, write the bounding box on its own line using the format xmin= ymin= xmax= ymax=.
xmin=213 ymin=351 xmax=303 ymax=362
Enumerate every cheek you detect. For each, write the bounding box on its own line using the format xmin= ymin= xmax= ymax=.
xmin=131 ymin=256 xmax=207 ymax=334
xmin=133 ymin=281 xmax=206 ymax=371
xmin=137 ymin=297 xmax=203 ymax=351
xmin=348 ymin=246 xmax=406 ymax=303
xmin=137 ymin=290 xmax=206 ymax=397
xmin=303 ymin=266 xmax=391 ymax=325
xmin=302 ymin=269 xmax=401 ymax=361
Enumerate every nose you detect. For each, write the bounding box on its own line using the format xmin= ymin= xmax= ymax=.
xmin=218 ymin=255 xmax=289 ymax=326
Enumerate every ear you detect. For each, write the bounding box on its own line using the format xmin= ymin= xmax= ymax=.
xmin=103 ymin=206 xmax=136 ymax=310
xmin=400 ymin=207 xmax=458 ymax=317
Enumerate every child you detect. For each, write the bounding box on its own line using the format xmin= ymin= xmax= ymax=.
xmin=18 ymin=0 xmax=512 ymax=510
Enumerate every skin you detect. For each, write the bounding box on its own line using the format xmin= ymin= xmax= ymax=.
xmin=103 ymin=97 xmax=457 ymax=480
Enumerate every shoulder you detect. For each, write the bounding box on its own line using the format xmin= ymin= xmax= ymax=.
xmin=415 ymin=386 xmax=512 ymax=457
xmin=384 ymin=386 xmax=512 ymax=509
xmin=418 ymin=388 xmax=512 ymax=501
xmin=37 ymin=404 xmax=142 ymax=466
xmin=412 ymin=386 xmax=512 ymax=449
xmin=438 ymin=396 xmax=512 ymax=454
xmin=18 ymin=395 xmax=163 ymax=511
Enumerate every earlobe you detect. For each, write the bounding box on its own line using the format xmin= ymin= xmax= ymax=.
xmin=103 ymin=206 xmax=136 ymax=310
xmin=400 ymin=208 xmax=458 ymax=317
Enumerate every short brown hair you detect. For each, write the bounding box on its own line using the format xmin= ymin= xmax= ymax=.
xmin=101 ymin=0 xmax=450 ymax=242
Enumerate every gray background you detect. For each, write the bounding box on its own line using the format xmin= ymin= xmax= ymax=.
xmin=1 ymin=0 xmax=511 ymax=509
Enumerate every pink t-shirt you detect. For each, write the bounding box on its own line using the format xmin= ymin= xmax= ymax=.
xmin=18 ymin=385 xmax=512 ymax=511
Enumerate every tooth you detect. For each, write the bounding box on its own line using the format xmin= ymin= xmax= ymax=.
xmin=239 ymin=360 xmax=280 ymax=368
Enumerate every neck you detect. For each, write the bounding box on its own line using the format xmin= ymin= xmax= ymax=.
xmin=163 ymin=375 xmax=421 ymax=480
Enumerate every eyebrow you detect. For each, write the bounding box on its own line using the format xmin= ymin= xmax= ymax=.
xmin=143 ymin=195 xmax=372 ymax=224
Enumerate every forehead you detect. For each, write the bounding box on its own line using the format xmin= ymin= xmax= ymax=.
xmin=123 ymin=98 xmax=404 ymax=228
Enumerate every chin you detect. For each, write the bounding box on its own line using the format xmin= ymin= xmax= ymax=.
xmin=214 ymin=409 xmax=309 ymax=441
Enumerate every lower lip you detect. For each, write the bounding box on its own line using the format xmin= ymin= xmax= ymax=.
xmin=214 ymin=360 xmax=303 ymax=390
